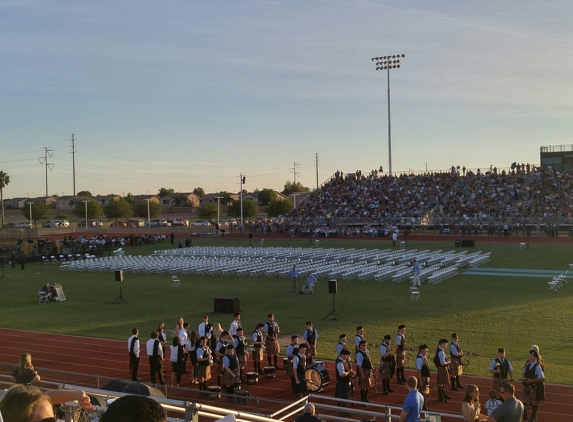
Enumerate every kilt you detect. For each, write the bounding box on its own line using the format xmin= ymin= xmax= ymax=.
xmin=266 ymin=339 xmax=280 ymax=355
xmin=419 ymin=377 xmax=430 ymax=395
xmin=217 ymin=359 xmax=224 ymax=376
xmin=396 ymin=350 xmax=405 ymax=368
xmin=335 ymin=381 xmax=352 ymax=399
xmin=492 ymin=376 xmax=505 ymax=395
xmin=358 ymin=369 xmax=372 ymax=389
xmin=293 ymin=379 xmax=307 ymax=394
xmin=286 ymin=359 xmax=294 ymax=377
xmin=252 ymin=348 xmax=263 ymax=362
xmin=522 ymin=382 xmax=545 ymax=405
xmin=237 ymin=353 xmax=247 ymax=367
xmin=222 ymin=368 xmax=240 ymax=387
xmin=197 ymin=365 xmax=211 ymax=382
xmin=450 ymin=358 xmax=463 ymax=376
xmin=380 ymin=361 xmax=391 ymax=379
xmin=437 ymin=366 xmax=450 ymax=385
xmin=306 ymin=344 xmax=317 ymax=357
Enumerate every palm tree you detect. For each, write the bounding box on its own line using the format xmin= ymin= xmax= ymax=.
xmin=0 ymin=171 xmax=10 ymax=228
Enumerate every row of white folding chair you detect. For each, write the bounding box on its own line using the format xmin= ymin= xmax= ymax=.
xmin=468 ymin=253 xmax=491 ymax=268
xmin=427 ymin=265 xmax=459 ymax=284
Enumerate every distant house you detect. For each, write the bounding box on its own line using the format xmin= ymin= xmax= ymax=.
xmin=160 ymin=193 xmax=200 ymax=208
xmin=200 ymin=193 xmax=239 ymax=205
xmin=24 ymin=197 xmax=57 ymax=207
xmin=92 ymin=195 xmax=121 ymax=206
xmin=53 ymin=195 xmax=91 ymax=210
xmin=242 ymin=191 xmax=289 ymax=205
xmin=3 ymin=197 xmax=28 ymax=209
xmin=133 ymin=195 xmax=160 ymax=204
xmin=288 ymin=192 xmax=311 ymax=205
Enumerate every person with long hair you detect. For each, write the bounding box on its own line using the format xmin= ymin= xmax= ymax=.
xmin=0 ymin=384 xmax=94 ymax=422
xmin=11 ymin=353 xmax=40 ymax=385
xmin=174 ymin=317 xmax=184 ymax=338
xmin=169 ymin=337 xmax=183 ymax=387
xmin=157 ymin=321 xmax=167 ymax=354
xmin=188 ymin=330 xmax=199 ymax=384
xmin=461 ymin=384 xmax=487 ymax=421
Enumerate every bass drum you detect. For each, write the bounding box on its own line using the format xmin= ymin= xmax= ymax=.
xmin=305 ymin=362 xmax=330 ymax=393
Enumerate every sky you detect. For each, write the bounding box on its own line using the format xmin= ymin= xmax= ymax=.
xmin=1 ymin=0 xmax=572 ymax=199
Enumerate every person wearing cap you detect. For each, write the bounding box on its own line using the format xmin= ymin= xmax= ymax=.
xmin=335 ymin=348 xmax=354 ymax=409
xmin=379 ymin=334 xmax=396 ymax=395
xmin=292 ymin=343 xmax=308 ymax=399
xmin=529 ymin=345 xmax=545 ymax=371
xmin=411 ymin=259 xmax=421 ymax=287
xmin=399 ymin=376 xmax=424 ymax=422
xmin=196 ymin=336 xmax=213 ymax=393
xmin=356 ymin=340 xmax=373 ymax=403
xmin=395 ymin=324 xmax=408 ymax=384
xmin=252 ymin=323 xmax=265 ymax=375
xmin=336 ymin=333 xmax=348 ymax=355
xmin=289 ymin=264 xmax=299 ymax=293
xmin=264 ymin=313 xmax=281 ymax=369
xmin=416 ymin=344 xmax=431 ymax=411
xmin=222 ymin=344 xmax=240 ymax=401
xmin=521 ymin=350 xmax=545 ymax=422
xmin=215 ymin=330 xmax=231 ymax=386
xmin=232 ymin=326 xmax=248 ymax=382
xmin=286 ymin=335 xmax=300 ymax=390
xmin=303 ymin=321 xmax=318 ymax=366
xmin=450 ymin=333 xmax=465 ymax=391
xmin=434 ymin=339 xmax=453 ymax=403
xmin=489 ymin=348 xmax=514 ymax=398
xmin=354 ymin=326 xmax=365 ymax=354
xmin=295 ymin=403 xmax=322 ymax=422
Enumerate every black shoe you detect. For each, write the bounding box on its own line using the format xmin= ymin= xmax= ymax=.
xmin=451 ymin=386 xmax=460 ymax=391
xmin=401 ymin=378 xmax=407 ymax=383
xmin=457 ymin=383 xmax=464 ymax=388
xmin=397 ymin=380 xmax=404 ymax=385
xmin=388 ymin=388 xmax=396 ymax=393
xmin=444 ymin=393 xmax=453 ymax=399
xmin=383 ymin=391 xmax=390 ymax=395
xmin=439 ymin=397 xmax=449 ymax=403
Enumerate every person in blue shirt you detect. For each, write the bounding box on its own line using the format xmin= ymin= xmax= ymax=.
xmin=289 ymin=265 xmax=298 ymax=293
xmin=300 ymin=273 xmax=317 ymax=294
xmin=411 ymin=259 xmax=421 ymax=287
xmin=399 ymin=376 xmax=424 ymax=422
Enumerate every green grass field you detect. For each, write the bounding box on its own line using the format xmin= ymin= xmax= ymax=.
xmin=2 ymin=238 xmax=572 ymax=384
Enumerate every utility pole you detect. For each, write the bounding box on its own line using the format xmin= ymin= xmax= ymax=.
xmin=239 ymin=174 xmax=246 ymax=226
xmin=315 ymin=153 xmax=319 ymax=190
xmin=71 ymin=134 xmax=77 ymax=196
xmin=38 ymin=148 xmax=54 ymax=197
xmin=289 ymin=162 xmax=301 ymax=183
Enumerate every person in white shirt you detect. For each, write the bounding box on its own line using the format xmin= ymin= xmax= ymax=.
xmin=146 ymin=331 xmax=165 ymax=385
xmin=198 ymin=315 xmax=213 ymax=343
xmin=229 ymin=312 xmax=241 ymax=336
xmin=127 ymin=328 xmax=141 ymax=381
xmin=178 ymin=322 xmax=190 ymax=374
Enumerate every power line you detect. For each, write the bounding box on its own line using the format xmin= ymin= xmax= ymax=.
xmin=70 ymin=134 xmax=77 ymax=196
xmin=38 ymin=147 xmax=54 ymax=197
xmin=289 ymin=162 xmax=301 ymax=183
xmin=315 ymin=153 xmax=319 ymax=190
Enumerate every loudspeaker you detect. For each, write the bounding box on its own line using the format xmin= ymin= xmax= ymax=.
xmin=114 ymin=270 xmax=124 ymax=282
xmin=214 ymin=297 xmax=240 ymax=313
xmin=461 ymin=239 xmax=475 ymax=247
xmin=328 ymin=279 xmax=338 ymax=295
xmin=249 ymin=233 xmax=253 ymax=239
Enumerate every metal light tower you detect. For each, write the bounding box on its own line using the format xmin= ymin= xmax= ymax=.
xmin=83 ymin=200 xmax=89 ymax=228
xmin=215 ymin=196 xmax=222 ymax=225
xmin=371 ymin=54 xmax=405 ymax=176
xmin=144 ymin=199 xmax=151 ymax=227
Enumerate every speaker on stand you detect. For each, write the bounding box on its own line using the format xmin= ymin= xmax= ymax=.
xmin=112 ymin=270 xmax=127 ymax=304
xmin=248 ymin=233 xmax=253 ymax=247
xmin=324 ymin=279 xmax=343 ymax=321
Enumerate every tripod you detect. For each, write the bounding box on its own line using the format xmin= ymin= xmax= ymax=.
xmin=112 ymin=280 xmax=127 ymax=304
xmin=324 ymin=294 xmax=343 ymax=321
xmin=0 ymin=257 xmax=11 ymax=281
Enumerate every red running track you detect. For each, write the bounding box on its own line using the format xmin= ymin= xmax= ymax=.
xmin=0 ymin=328 xmax=571 ymax=421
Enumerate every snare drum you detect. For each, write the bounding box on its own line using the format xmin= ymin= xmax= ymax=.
xmin=207 ymin=385 xmax=221 ymax=399
xmin=264 ymin=366 xmax=276 ymax=378
xmin=234 ymin=388 xmax=251 ymax=405
xmin=246 ymin=372 xmax=259 ymax=385
xmin=305 ymin=362 xmax=330 ymax=392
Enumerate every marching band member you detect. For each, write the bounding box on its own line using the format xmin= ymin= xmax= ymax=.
xmin=222 ymin=344 xmax=240 ymax=402
xmin=336 ymin=333 xmax=348 ymax=355
xmin=488 ymin=348 xmax=514 ymax=398
xmin=434 ymin=339 xmax=453 ymax=403
xmin=264 ymin=313 xmax=280 ymax=369
xmin=303 ymin=321 xmax=318 ymax=366
xmin=450 ymin=333 xmax=465 ymax=391
xmin=522 ymin=350 xmax=545 ymax=422
xmin=416 ymin=344 xmax=431 ymax=411
xmin=354 ymin=326 xmax=365 ymax=355
xmin=292 ymin=343 xmax=308 ymax=400
xmin=380 ymin=334 xmax=396 ymax=395
xmin=252 ymin=323 xmax=265 ymax=375
xmin=395 ymin=324 xmax=407 ymax=384
xmin=356 ymin=340 xmax=373 ymax=403
xmin=335 ymin=349 xmax=354 ymax=409
xmin=286 ymin=335 xmax=300 ymax=391
xmin=232 ymin=327 xmax=248 ymax=383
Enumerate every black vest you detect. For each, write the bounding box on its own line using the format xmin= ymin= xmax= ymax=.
xmin=450 ymin=342 xmax=461 ymax=359
xmin=199 ymin=346 xmax=211 ymax=366
xmin=266 ymin=322 xmax=278 ymax=338
xmin=152 ymin=339 xmax=160 ymax=358
xmin=397 ymin=334 xmax=406 ymax=351
xmin=306 ymin=329 xmax=316 ymax=345
xmin=494 ymin=358 xmax=510 ymax=379
xmin=228 ymin=355 xmax=239 ymax=371
xmin=130 ymin=336 xmax=138 ymax=355
xmin=295 ymin=353 xmax=306 ymax=378
xmin=252 ymin=330 xmax=262 ymax=349
xmin=418 ymin=354 xmax=431 ymax=377
xmin=234 ymin=335 xmax=247 ymax=355
xmin=335 ymin=358 xmax=351 ymax=383
xmin=381 ymin=343 xmax=393 ymax=362
xmin=358 ymin=350 xmax=372 ymax=370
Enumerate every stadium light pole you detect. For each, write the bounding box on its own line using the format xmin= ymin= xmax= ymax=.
xmin=371 ymin=54 xmax=405 ymax=176
xmin=83 ymin=200 xmax=89 ymax=228
xmin=215 ymin=196 xmax=222 ymax=225
xmin=144 ymin=199 xmax=151 ymax=227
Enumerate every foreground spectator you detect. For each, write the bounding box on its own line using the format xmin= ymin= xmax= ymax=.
xmin=11 ymin=353 xmax=40 ymax=385
xmin=100 ymin=395 xmax=167 ymax=422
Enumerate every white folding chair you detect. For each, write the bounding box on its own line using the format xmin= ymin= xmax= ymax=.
xmin=410 ymin=286 xmax=420 ymax=301
xmin=171 ymin=275 xmax=181 ymax=287
xmin=38 ymin=291 xmax=49 ymax=304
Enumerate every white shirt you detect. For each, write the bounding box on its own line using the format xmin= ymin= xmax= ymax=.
xmin=229 ymin=319 xmax=240 ymax=336
xmin=178 ymin=328 xmax=189 ymax=347
xmin=146 ymin=339 xmax=164 ymax=360
xmin=170 ymin=345 xmax=179 ymax=363
xmin=198 ymin=321 xmax=212 ymax=339
xmin=127 ymin=335 xmax=140 ymax=358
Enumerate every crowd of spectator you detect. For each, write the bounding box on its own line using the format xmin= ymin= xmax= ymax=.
xmin=288 ymin=166 xmax=573 ymax=226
